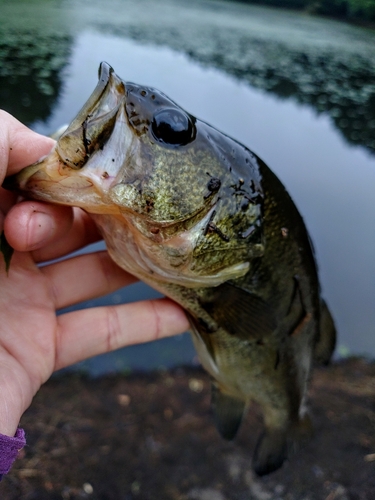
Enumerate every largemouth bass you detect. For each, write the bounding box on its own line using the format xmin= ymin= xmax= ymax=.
xmin=5 ymin=62 xmax=336 ymax=475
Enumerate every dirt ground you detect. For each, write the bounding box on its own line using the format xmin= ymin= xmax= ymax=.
xmin=1 ymin=358 xmax=374 ymax=500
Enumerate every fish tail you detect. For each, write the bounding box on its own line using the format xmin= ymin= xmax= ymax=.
xmin=314 ymin=299 xmax=336 ymax=365
xmin=252 ymin=413 xmax=313 ymax=476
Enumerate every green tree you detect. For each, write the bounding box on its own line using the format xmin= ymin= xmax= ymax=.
xmin=347 ymin=0 xmax=375 ymax=20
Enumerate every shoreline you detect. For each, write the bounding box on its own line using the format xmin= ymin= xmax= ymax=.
xmin=230 ymin=0 xmax=375 ymax=30
xmin=1 ymin=357 xmax=374 ymax=499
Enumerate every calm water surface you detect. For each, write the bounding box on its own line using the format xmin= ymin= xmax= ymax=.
xmin=1 ymin=0 xmax=375 ymax=372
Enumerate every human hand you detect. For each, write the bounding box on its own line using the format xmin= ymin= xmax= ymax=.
xmin=0 ymin=110 xmax=189 ymax=437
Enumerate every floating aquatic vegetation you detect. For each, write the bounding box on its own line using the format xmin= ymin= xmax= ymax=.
xmin=94 ymin=5 xmax=375 ymax=154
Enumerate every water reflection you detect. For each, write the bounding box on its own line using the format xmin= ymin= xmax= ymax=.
xmin=0 ymin=31 xmax=71 ymax=124
xmin=1 ymin=0 xmax=374 ymax=153
xmin=0 ymin=0 xmax=73 ymax=124
xmin=94 ymin=0 xmax=375 ymax=155
xmin=1 ymin=0 xmax=375 ymax=371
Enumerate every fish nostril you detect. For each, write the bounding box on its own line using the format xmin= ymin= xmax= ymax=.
xmin=207 ymin=177 xmax=221 ymax=192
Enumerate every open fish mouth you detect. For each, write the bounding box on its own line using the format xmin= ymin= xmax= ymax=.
xmin=54 ymin=62 xmax=126 ymax=172
xmin=3 ymin=63 xmax=129 ymax=214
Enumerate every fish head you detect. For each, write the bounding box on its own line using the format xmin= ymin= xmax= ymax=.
xmin=6 ymin=62 xmax=265 ymax=287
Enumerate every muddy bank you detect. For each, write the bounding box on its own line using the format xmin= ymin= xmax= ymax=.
xmin=1 ymin=358 xmax=375 ymax=500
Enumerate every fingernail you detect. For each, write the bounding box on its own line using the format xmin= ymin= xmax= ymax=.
xmin=27 ymin=210 xmax=55 ymax=249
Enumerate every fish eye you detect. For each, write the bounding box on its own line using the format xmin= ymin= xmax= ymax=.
xmin=151 ymin=108 xmax=195 ymax=146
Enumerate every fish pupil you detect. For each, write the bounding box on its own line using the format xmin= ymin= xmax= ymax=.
xmin=151 ymin=108 xmax=195 ymax=146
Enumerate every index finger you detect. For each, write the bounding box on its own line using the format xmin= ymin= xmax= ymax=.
xmin=55 ymin=298 xmax=190 ymax=371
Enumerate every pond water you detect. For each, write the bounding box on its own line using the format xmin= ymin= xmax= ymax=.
xmin=1 ymin=0 xmax=375 ymax=373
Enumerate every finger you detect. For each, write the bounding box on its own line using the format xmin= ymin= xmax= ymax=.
xmin=32 ymin=207 xmax=101 ymax=262
xmin=0 ymin=110 xmax=55 ymax=215
xmin=5 ymin=201 xmax=74 ymax=251
xmin=41 ymin=251 xmax=138 ymax=310
xmin=0 ymin=110 xmax=55 ymax=181
xmin=4 ymin=203 xmax=101 ymax=261
xmin=55 ymin=298 xmax=190 ymax=370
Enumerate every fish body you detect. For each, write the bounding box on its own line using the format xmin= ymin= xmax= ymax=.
xmin=6 ymin=63 xmax=336 ymax=475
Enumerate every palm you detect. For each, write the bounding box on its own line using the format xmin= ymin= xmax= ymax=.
xmin=0 ymin=250 xmax=58 ymax=428
xmin=1 ymin=206 xmax=188 ymax=436
xmin=0 ymin=204 xmax=133 ymax=435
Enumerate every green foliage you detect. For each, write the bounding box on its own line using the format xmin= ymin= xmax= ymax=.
xmin=235 ymin=0 xmax=375 ymax=22
xmin=240 ymin=0 xmax=310 ymax=8
xmin=310 ymin=0 xmax=348 ymax=17
xmin=347 ymin=0 xmax=375 ymax=20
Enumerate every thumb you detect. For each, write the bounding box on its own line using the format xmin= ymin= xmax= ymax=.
xmin=0 ymin=110 xmax=55 ymax=183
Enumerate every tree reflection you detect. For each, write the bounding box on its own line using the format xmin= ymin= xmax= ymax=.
xmin=0 ymin=30 xmax=72 ymax=125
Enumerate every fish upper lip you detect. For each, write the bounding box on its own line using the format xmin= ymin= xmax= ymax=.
xmin=55 ymin=63 xmax=126 ymax=171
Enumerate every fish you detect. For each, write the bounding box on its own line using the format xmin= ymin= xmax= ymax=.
xmin=4 ymin=62 xmax=336 ymax=476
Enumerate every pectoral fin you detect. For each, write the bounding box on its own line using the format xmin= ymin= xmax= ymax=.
xmin=200 ymin=283 xmax=276 ymax=340
xmin=211 ymin=383 xmax=246 ymax=440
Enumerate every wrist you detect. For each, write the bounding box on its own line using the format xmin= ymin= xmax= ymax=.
xmin=0 ymin=392 xmax=24 ymax=438
xmin=0 ymin=356 xmax=36 ymax=437
xmin=0 ymin=427 xmax=26 ymax=478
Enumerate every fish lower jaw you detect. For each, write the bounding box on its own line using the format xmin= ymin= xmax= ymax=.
xmin=134 ymin=255 xmax=250 ymax=289
xmin=108 ymin=239 xmax=249 ymax=289
xmin=93 ymin=214 xmax=250 ymax=289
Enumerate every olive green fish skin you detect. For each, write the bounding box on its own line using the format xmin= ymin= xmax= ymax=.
xmin=5 ymin=62 xmax=335 ymax=475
